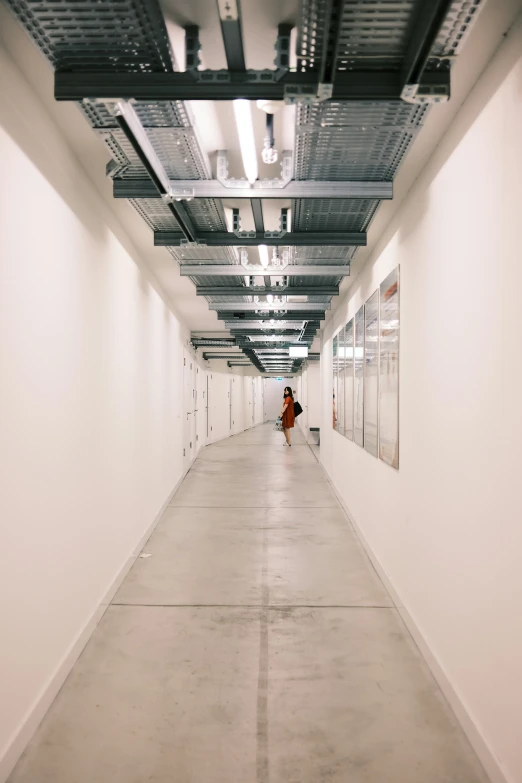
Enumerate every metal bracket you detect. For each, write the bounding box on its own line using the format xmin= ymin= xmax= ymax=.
xmin=316 ymin=83 xmax=333 ymax=102
xmin=401 ymin=80 xmax=450 ymax=105
xmin=263 ymin=209 xmax=289 ymax=240
xmin=217 ymin=0 xmax=239 ymax=20
xmin=185 ymin=26 xmax=201 ymax=72
xmin=192 ymin=68 xmax=279 ymax=84
xmin=217 ymin=149 xmax=293 ymax=190
xmin=163 ymin=188 xmax=195 ymax=203
xmin=283 ymin=84 xmax=322 ymax=105
xmin=274 ymin=23 xmax=292 ymax=73
xmin=106 ymin=158 xmax=130 ymax=179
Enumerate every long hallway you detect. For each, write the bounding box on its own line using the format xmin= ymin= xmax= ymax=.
xmin=9 ymin=424 xmax=487 ymax=783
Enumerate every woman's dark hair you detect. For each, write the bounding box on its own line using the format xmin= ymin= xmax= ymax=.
xmin=284 ymin=387 xmax=294 ymax=398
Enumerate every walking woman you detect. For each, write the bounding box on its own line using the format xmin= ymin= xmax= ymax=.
xmin=280 ymin=386 xmax=295 ymax=446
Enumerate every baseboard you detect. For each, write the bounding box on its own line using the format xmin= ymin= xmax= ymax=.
xmin=319 ymin=459 xmax=509 ymax=783
xmin=0 ymin=470 xmax=187 ymax=783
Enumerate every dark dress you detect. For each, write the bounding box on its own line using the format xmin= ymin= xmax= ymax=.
xmin=282 ymin=397 xmax=295 ymax=429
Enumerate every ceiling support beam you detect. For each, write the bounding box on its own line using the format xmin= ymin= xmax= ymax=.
xmin=191 ymin=338 xmax=236 ymax=347
xmin=55 ymin=70 xmax=449 ymax=102
xmin=197 ymin=285 xmax=338 ymax=296
xmin=219 ymin=311 xmax=325 ymax=322
xmin=217 ymin=0 xmax=246 ymax=71
xmin=203 ymin=353 xmax=246 ymax=360
xmin=156 ymin=232 xmax=366 ymax=247
xmin=250 ymin=326 xmax=318 ymax=333
xmin=250 ymin=199 xmax=265 ymax=232
xmin=318 ymin=0 xmax=346 ymax=97
xmin=226 ymin=322 xmax=319 ymax=330
xmin=181 ymin=264 xmax=350 ymax=277
xmin=249 ymin=200 xmax=271 ymax=284
xmin=112 ymin=103 xmax=197 ymax=242
xmin=210 ymin=302 xmax=329 ymax=312
xmin=401 ymin=0 xmax=454 ymax=89
xmin=241 ymin=348 xmax=265 ymax=373
xmin=112 ymin=179 xmax=393 ymax=200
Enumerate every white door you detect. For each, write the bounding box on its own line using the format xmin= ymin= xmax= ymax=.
xmin=195 ymin=365 xmax=206 ymax=451
xmin=229 ymin=377 xmax=233 ymax=432
xmin=206 ymin=375 xmax=210 ymax=442
xmin=183 ymin=350 xmax=196 ymax=469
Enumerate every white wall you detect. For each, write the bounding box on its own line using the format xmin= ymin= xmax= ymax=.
xmin=240 ymin=375 xmax=264 ymax=431
xmin=0 ymin=39 xmax=253 ymax=782
xmin=319 ymin=19 xmax=522 ymax=783
xmin=294 ymin=364 xmax=321 ymax=443
xmin=207 ymin=371 xmax=230 ymax=443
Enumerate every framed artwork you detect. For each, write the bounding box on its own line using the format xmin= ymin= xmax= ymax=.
xmin=336 ymin=327 xmax=345 ymax=434
xmin=379 ymin=267 xmax=400 ymax=468
xmin=344 ymin=318 xmax=354 ymax=440
xmin=364 ymin=289 xmax=379 ymax=458
xmin=354 ymin=306 xmax=365 ymax=447
xmin=332 ymin=334 xmax=338 ymax=430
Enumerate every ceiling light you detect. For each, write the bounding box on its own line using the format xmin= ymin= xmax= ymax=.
xmin=289 ymin=346 xmax=308 ymax=358
xmin=233 ymin=100 xmax=258 ymax=184
xmin=259 ymin=245 xmax=269 ymax=268
xmin=266 ymin=294 xmax=274 ymax=304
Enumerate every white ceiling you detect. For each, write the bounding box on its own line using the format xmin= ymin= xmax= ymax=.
xmin=1 ymin=0 xmax=521 ymax=352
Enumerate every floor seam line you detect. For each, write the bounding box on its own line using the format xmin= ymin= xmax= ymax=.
xmin=167 ymin=505 xmax=340 ymax=509
xmin=110 ymin=603 xmax=394 ymax=609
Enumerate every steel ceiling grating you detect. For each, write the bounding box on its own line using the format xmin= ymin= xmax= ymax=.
xmin=206 ymin=295 xmax=253 ymax=305
xmin=296 ymin=137 xmax=419 ymax=180
xmin=432 ymin=0 xmax=483 ymax=57
xmin=296 ymin=0 xmax=329 ymax=72
xmin=4 ymin=0 xmax=174 ymax=72
xmin=296 ymin=101 xmax=427 ymax=129
xmin=291 ymin=247 xmax=356 ymax=262
xmin=130 ymin=200 xmax=181 ymax=232
xmin=128 ymin=199 xmax=227 ymax=232
xmin=8 ymin=0 xmax=485 ymax=362
xmin=82 ymin=100 xmax=190 ymax=130
xmin=294 ymin=295 xmax=333 ymax=303
xmin=337 ymin=1 xmax=418 ymax=72
xmin=185 ymin=199 xmax=228 ymax=232
xmin=172 ymin=247 xmax=239 ymax=262
xmin=296 ymin=0 xmax=483 ymax=74
xmin=297 ymin=0 xmax=419 ymax=73
xmin=100 ymin=128 xmax=210 ymax=180
xmin=286 ymin=276 xmax=345 ymax=285
xmin=294 ymin=101 xmax=428 ymax=182
xmin=189 ymin=275 xmax=244 ymax=286
xmin=292 ymin=198 xmax=380 ymax=231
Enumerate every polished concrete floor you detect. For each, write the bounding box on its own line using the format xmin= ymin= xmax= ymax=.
xmin=9 ymin=424 xmax=488 ymax=782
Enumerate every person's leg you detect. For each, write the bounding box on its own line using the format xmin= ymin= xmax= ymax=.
xmin=284 ymin=427 xmax=291 ymax=445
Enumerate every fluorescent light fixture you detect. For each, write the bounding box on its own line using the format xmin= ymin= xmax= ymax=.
xmin=289 ymin=346 xmax=308 ymax=358
xmin=259 ymin=245 xmax=269 ymax=267
xmin=233 ymin=99 xmax=258 ymax=184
